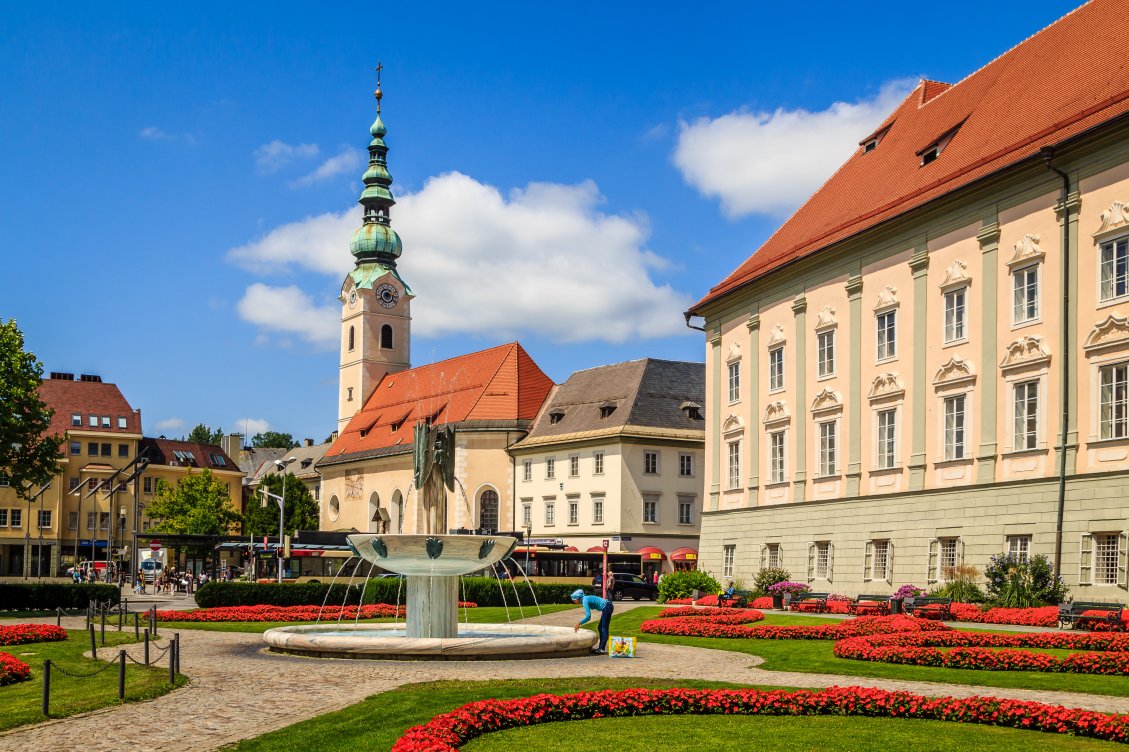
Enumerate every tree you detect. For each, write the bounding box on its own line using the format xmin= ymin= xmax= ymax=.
xmin=251 ymin=431 xmax=296 ymax=449
xmin=244 ymin=473 xmax=319 ymax=536
xmin=187 ymin=423 xmax=224 ymax=445
xmin=0 ymin=320 xmax=63 ymax=501
xmin=146 ymin=469 xmax=241 ymax=535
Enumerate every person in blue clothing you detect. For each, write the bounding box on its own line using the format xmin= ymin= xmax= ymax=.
xmin=571 ymin=588 xmax=614 ymax=655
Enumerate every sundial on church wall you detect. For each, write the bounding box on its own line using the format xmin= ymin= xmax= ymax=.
xmin=344 ymin=470 xmax=364 ymax=500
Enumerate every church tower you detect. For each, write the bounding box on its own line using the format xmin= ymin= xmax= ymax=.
xmin=339 ymin=68 xmax=412 ymax=430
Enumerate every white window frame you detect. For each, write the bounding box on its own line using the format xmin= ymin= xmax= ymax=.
xmin=677 ymin=496 xmax=693 ymax=525
xmin=865 ymin=539 xmax=891 ymax=582
xmin=810 ymin=541 xmax=832 ymax=581
xmin=768 ymin=431 xmax=786 ymax=484
xmin=522 ymin=460 xmax=532 ymax=482
xmin=942 ymin=393 xmax=968 ymax=461
xmin=766 ymin=543 xmax=781 ymax=569
xmin=545 ymin=457 xmax=556 ymax=480
xmin=1093 ymin=532 xmax=1121 ymax=585
xmin=37 ymin=509 xmax=51 ymax=529
xmin=817 ymin=420 xmax=837 ymax=477
xmin=722 ymin=545 xmax=735 ymax=578
xmin=943 ymin=286 xmax=967 ymax=344
xmin=876 ymin=309 xmax=897 ymax=361
xmin=593 ymin=451 xmax=604 ymax=475
xmin=727 ymin=360 xmax=741 ymax=403
xmin=1012 ymin=263 xmax=1040 ymax=325
xmin=726 ymin=439 xmax=741 ymax=490
xmin=8 ymin=509 xmax=20 ymax=528
xmin=679 ymin=453 xmax=694 ymax=477
xmin=0 ymin=509 xmax=8 ymax=527
xmin=1007 ymin=535 xmax=1031 ymax=563
xmin=1100 ymin=236 xmax=1129 ymax=303
xmin=768 ymin=347 xmax=785 ymax=392
xmin=1100 ymin=362 xmax=1129 ymax=440
xmin=521 ymin=500 xmax=532 ymax=528
xmin=544 ymin=499 xmax=556 ymax=526
xmin=567 ymin=496 xmax=579 ymax=525
xmin=817 ymin=329 xmax=835 ymax=378
xmin=643 ymin=450 xmax=660 ymax=475
xmin=642 ymin=495 xmax=658 ymax=524
xmin=1013 ymin=379 xmax=1039 ymax=451
xmin=591 ymin=494 xmax=604 ymax=525
xmin=875 ymin=408 xmax=897 ymax=470
xmin=568 ymin=455 xmax=580 ymax=478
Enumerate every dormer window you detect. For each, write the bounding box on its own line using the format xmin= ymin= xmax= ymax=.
xmin=859 ymin=122 xmax=893 ymax=154
xmin=917 ymin=120 xmax=965 ymax=167
xmin=548 ymin=410 xmax=565 ymax=425
xmin=680 ymin=401 xmax=703 ymax=421
xmin=599 ymin=404 xmax=617 ymax=419
xmin=921 ymin=145 xmax=940 ymax=165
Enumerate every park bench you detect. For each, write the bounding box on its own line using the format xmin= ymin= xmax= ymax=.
xmin=717 ymin=589 xmax=750 ymax=609
xmin=1058 ymin=601 xmax=1125 ymax=631
xmin=905 ymin=596 xmax=952 ymax=620
xmin=848 ymin=594 xmax=892 ymax=616
xmin=789 ymin=592 xmax=830 ymax=613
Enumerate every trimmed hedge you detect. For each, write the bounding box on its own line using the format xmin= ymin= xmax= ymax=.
xmin=0 ymin=583 xmax=120 ymax=611
xmin=194 ymin=578 xmax=579 ymax=609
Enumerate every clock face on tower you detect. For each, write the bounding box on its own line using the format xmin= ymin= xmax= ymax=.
xmin=375 ymin=283 xmax=399 ymax=309
xmin=347 ymin=289 xmax=357 ymax=308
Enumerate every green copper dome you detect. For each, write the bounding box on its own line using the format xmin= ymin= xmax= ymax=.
xmin=350 ymin=222 xmax=402 ymax=261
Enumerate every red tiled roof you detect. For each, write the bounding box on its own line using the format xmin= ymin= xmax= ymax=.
xmin=693 ymin=0 xmax=1129 ymax=312
xmin=38 ymin=377 xmax=140 ymax=437
xmin=140 ymin=438 xmax=239 ymax=472
xmin=325 ymin=342 xmax=554 ymax=460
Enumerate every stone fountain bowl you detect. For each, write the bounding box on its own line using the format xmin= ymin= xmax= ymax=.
xmin=347 ymin=533 xmax=518 ymax=577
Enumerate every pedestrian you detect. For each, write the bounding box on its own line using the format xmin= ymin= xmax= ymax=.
xmin=571 ymin=588 xmax=614 ymax=655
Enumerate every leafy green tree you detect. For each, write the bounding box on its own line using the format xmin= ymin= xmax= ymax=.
xmin=187 ymin=423 xmax=224 ymax=445
xmin=0 ymin=320 xmax=63 ymax=501
xmin=251 ymin=431 xmax=296 ymax=449
xmin=146 ymin=469 xmax=241 ymax=535
xmin=244 ymin=473 xmax=319 ymax=536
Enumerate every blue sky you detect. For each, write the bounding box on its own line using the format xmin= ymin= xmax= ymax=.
xmin=0 ymin=1 xmax=1080 ymax=442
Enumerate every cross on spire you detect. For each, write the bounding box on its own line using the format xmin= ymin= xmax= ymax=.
xmin=374 ymin=61 xmax=384 ymax=112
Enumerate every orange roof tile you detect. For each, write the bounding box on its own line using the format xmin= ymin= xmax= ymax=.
xmin=693 ymin=0 xmax=1129 ymax=312
xmin=323 ymin=342 xmax=553 ymax=463
xmin=39 ymin=376 xmax=140 ymax=438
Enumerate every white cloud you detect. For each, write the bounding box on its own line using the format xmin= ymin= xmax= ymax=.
xmin=229 ymin=172 xmax=691 ymax=344
xmin=236 ymin=283 xmax=339 ymax=347
xmin=289 ymin=148 xmax=364 ymax=188
xmin=139 ymin=126 xmax=173 ymax=140
xmin=233 ymin=418 xmax=271 ymax=436
xmin=673 ymin=79 xmax=916 ymax=218
xmin=254 ymin=140 xmax=319 ymax=174
xmin=153 ymin=418 xmax=184 ymax=432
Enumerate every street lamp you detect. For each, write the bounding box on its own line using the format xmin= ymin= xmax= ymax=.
xmin=23 ymin=481 xmax=51 ymax=581
xmin=270 ymin=457 xmax=297 ymax=583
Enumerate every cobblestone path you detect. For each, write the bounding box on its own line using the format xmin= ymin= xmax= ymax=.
xmin=2 ymin=610 xmax=1128 ymax=752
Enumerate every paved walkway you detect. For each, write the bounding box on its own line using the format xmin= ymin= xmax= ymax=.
xmin=2 ymin=607 xmax=1128 ymax=752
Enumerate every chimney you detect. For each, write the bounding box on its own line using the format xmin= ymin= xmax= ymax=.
xmin=330 ymin=430 xmax=339 ymax=442
xmin=223 ymin=433 xmax=244 ymax=460
xmin=304 ymin=438 xmax=314 ymax=447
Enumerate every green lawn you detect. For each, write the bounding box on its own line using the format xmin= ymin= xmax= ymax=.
xmin=462 ymin=714 xmax=1125 ymax=751
xmin=0 ymin=629 xmax=186 ymax=731
xmin=604 ymin=608 xmax=1129 ymax=696
xmin=159 ymin=604 xmax=578 ymax=633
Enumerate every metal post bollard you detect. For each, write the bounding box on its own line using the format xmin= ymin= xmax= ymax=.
xmin=41 ymin=660 xmax=50 ymax=716
xmin=174 ymin=633 xmax=180 ymax=674
xmin=56 ymin=607 xmax=61 ymax=627
xmin=88 ymin=623 xmax=97 ymax=660
xmin=101 ymin=608 xmax=106 ymax=646
xmin=134 ymin=612 xmax=139 ymax=638
xmin=118 ymin=650 xmax=126 ymax=700
xmin=143 ymin=629 xmax=149 ymax=665
xmin=168 ymin=640 xmax=176 ymax=684
xmin=118 ymin=601 xmax=124 ymax=631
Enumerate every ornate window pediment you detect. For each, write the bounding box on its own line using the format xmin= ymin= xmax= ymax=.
xmin=810 ymin=388 xmax=843 ymax=415
xmin=721 ymin=414 xmax=744 ymax=433
xmin=767 ymin=324 xmax=787 ymax=347
xmin=933 ymin=356 xmax=976 ymax=387
xmin=939 ymin=260 xmax=971 ymax=289
xmin=725 ymin=342 xmax=742 ymax=362
xmin=868 ymin=372 xmax=905 ymax=401
xmin=763 ymin=401 xmax=790 ymax=426
xmin=999 ymin=336 xmax=1051 ymax=371
xmin=1084 ymin=313 xmax=1129 ymax=354
xmin=873 ymin=285 xmax=899 ymax=311
xmin=1007 ymin=233 xmax=1044 ymax=267
xmin=814 ymin=305 xmax=837 ymax=330
xmin=1094 ymin=201 xmax=1129 ymax=239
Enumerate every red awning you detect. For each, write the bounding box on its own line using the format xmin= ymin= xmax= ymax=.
xmin=586 ymin=546 xmax=604 ymax=553
xmin=670 ymin=547 xmax=698 ymax=562
xmin=563 ymin=546 xmax=579 ymax=552
xmin=636 ymin=546 xmax=666 ymax=561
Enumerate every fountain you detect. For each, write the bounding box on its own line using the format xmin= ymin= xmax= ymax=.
xmin=262 ymin=422 xmax=596 ymax=659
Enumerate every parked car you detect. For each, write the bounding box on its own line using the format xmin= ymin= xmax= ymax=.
xmin=599 ymin=573 xmax=658 ymax=601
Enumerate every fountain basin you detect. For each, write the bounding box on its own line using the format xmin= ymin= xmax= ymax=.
xmin=263 ymin=622 xmax=596 ymax=661
xmin=347 ymin=533 xmax=517 ymax=576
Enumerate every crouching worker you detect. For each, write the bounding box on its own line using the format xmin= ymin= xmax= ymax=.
xmin=572 ymin=588 xmax=614 ymax=655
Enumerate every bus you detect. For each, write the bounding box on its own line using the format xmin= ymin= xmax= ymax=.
xmin=505 ymin=548 xmax=644 ymax=584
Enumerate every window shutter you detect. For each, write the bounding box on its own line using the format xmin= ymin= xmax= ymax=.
xmin=827 ymin=543 xmax=834 ymax=583
xmin=957 ymin=538 xmax=965 ymax=567
xmin=760 ymin=544 xmax=768 ymax=571
xmin=863 ymin=541 xmax=873 ymax=582
xmin=807 ymin=543 xmax=816 ymax=582
xmin=927 ymin=539 xmax=939 ymax=584
xmin=886 ymin=541 xmax=895 ymax=584
xmin=1120 ymin=533 xmax=1128 ymax=590
xmin=1079 ymin=534 xmax=1093 ymax=586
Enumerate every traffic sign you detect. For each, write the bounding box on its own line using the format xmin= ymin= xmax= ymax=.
xmin=602 ymin=539 xmax=609 ymax=549
xmin=149 ymin=540 xmax=162 ymax=552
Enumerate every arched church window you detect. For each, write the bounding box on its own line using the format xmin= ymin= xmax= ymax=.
xmin=348 ymin=326 xmax=355 ymax=351
xmin=480 ymin=489 xmax=499 ymax=533
xmin=381 ymin=324 xmax=393 ymax=350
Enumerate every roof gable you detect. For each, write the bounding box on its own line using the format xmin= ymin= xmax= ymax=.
xmin=38 ymin=377 xmax=140 ymax=437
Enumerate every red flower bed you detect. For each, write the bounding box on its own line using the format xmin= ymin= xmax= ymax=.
xmin=641 ymin=609 xmax=947 ymax=641
xmin=948 ymin=603 xmax=1060 ymax=627
xmin=0 ymin=623 xmax=68 ymax=646
xmin=0 ymin=652 xmax=31 ymax=686
xmin=155 ymin=604 xmax=404 ymax=623
xmin=835 ymin=630 xmax=1129 ymax=675
xmin=392 ymin=686 xmax=1129 ymax=751
xmin=666 ymin=595 xmax=776 ymax=609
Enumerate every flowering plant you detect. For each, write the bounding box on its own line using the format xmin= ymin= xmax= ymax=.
xmin=392 ymin=686 xmax=1129 ymax=750
xmin=153 ymin=603 xmax=428 ymax=623
xmin=767 ymin=581 xmax=810 ymax=596
xmin=893 ymin=585 xmax=924 ymax=599
xmin=0 ymin=652 xmax=31 ymax=686
xmin=0 ymin=623 xmax=68 ymax=646
xmin=641 ymin=610 xmax=946 ymax=641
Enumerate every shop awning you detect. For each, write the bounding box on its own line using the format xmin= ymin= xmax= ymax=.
xmin=563 ymin=546 xmax=579 ymax=552
xmin=670 ymin=547 xmax=698 ymax=562
xmin=636 ymin=546 xmax=666 ymax=561
xmin=586 ymin=546 xmax=605 ymax=553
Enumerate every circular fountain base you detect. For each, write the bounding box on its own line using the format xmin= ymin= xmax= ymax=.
xmin=263 ymin=622 xmax=598 ymax=661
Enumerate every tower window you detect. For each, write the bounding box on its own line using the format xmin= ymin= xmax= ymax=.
xmin=348 ymin=326 xmax=355 ymax=352
xmin=381 ymin=324 xmax=393 ymax=350
xmin=347 ymin=387 xmax=354 ymax=402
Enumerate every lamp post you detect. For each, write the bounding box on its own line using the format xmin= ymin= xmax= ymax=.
xmin=269 ymin=457 xmax=297 ymax=583
xmin=22 ymin=482 xmax=51 ymax=581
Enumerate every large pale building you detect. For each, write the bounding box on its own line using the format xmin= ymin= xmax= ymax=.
xmin=688 ymin=0 xmax=1129 ymax=601
xmin=508 ymin=359 xmax=705 ymax=579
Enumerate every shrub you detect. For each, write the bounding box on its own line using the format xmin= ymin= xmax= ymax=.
xmin=0 ymin=652 xmax=31 ymax=686
xmin=767 ymin=581 xmax=811 ymax=596
xmin=0 ymin=624 xmax=68 ymax=645
xmin=929 ymin=565 xmax=986 ymax=603
xmin=750 ymin=567 xmax=791 ymax=598
xmin=0 ymin=583 xmax=119 ymax=611
xmin=984 ymin=553 xmax=1069 ymax=607
xmin=893 ymin=584 xmax=924 ymax=599
xmin=656 ymin=570 xmax=721 ymax=604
